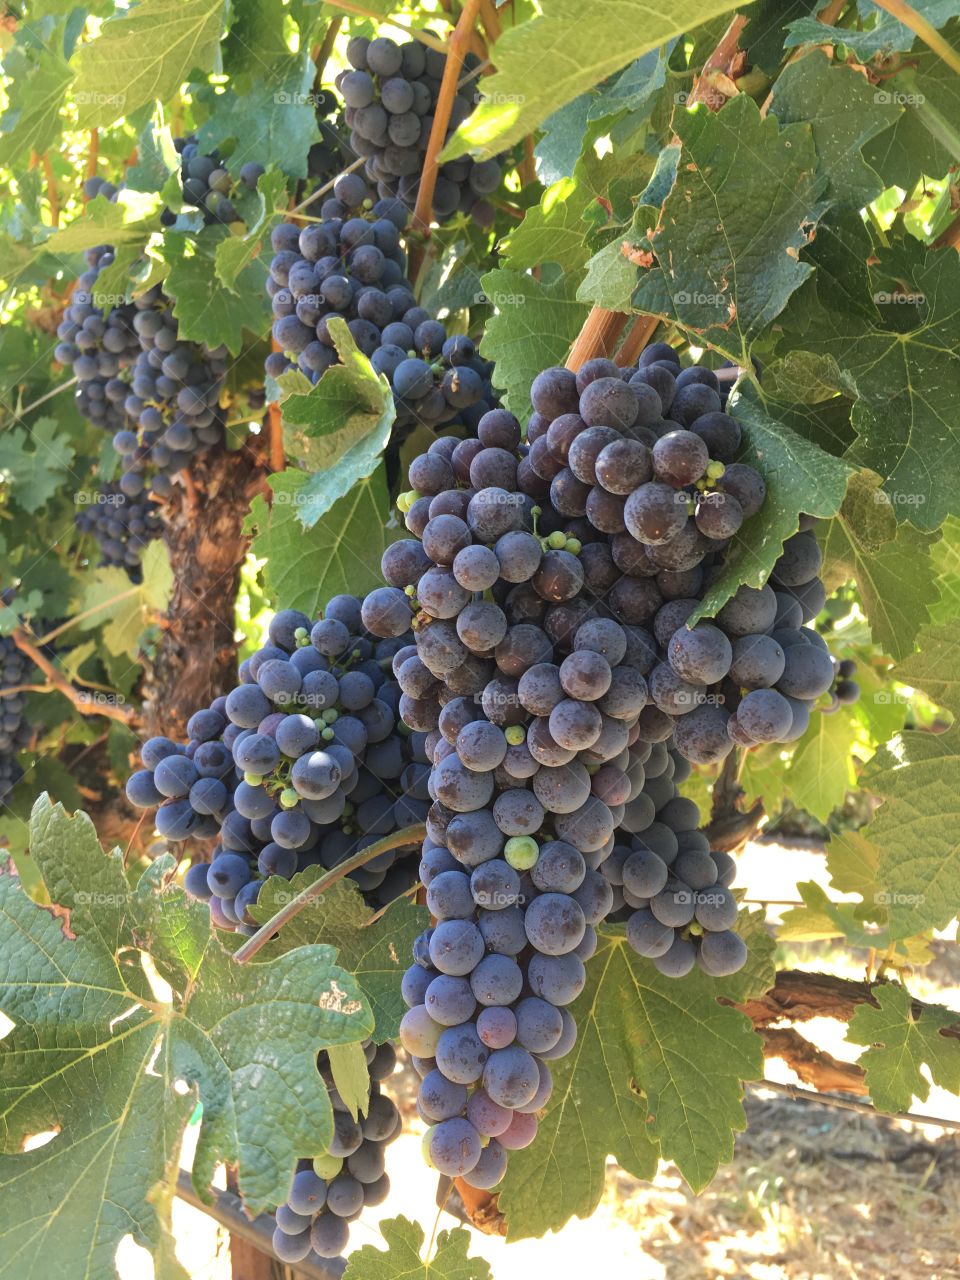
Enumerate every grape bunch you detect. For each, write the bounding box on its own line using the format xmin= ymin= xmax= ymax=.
xmin=266 ymin=173 xmax=494 ymax=429
xmin=74 ymin=483 xmax=163 ymax=583
xmin=0 ymin=634 xmax=33 ymax=802
xmin=602 ymin=738 xmax=747 ymax=977
xmin=160 ymin=134 xmax=265 ymax=227
xmin=125 ymin=597 xmax=429 ymax=932
xmin=823 ymin=655 xmax=860 ymax=712
xmin=521 ymin=348 xmax=832 ymax=763
xmin=272 ymin=1040 xmax=399 ymax=1263
xmin=337 ymin=34 xmax=502 ymax=224
xmin=55 ymin=242 xmax=230 ymax=501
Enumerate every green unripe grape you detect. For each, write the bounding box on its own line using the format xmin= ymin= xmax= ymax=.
xmin=279 ymin=788 xmax=299 ymax=809
xmin=243 ymin=771 xmax=263 ymax=787
xmin=321 ymin=727 xmax=335 ymax=741
xmin=504 ymin=724 xmax=526 ymax=746
xmin=294 ymin=626 xmax=308 ymax=641
xmin=504 ymin=835 xmax=539 ymax=871
xmin=706 ymin=460 xmax=726 ymax=480
xmin=321 ymin=708 xmax=339 ymax=724
xmin=404 ymin=585 xmax=416 ymax=597
xmin=421 ymin=1126 xmax=437 ymax=1169
xmin=546 ymin=530 xmax=567 ymax=550
xmin=312 ymin=1152 xmax=343 ymax=1180
xmin=564 ymin=537 xmax=582 ymax=555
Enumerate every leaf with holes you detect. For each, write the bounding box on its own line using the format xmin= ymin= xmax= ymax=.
xmin=848 ymin=984 xmax=960 ymax=1113
xmin=343 ymin=1216 xmax=491 ymax=1280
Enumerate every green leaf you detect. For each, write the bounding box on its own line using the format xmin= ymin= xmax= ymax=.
xmin=0 ymin=418 xmax=75 ymax=513
xmin=930 ymin=517 xmax=960 ymax=622
xmin=479 ymin=269 xmax=588 ymax=417
xmin=821 ymin=471 xmax=940 ymax=661
xmin=162 ymin=229 xmax=272 ymax=355
xmin=243 ymin=868 xmax=429 ymax=1042
xmin=779 ymin=880 xmax=881 ymax=947
xmin=246 ymin=467 xmax=396 ymax=617
xmin=0 ymin=797 xmax=373 ymax=1279
xmin=0 ymin=34 xmax=73 ymax=167
xmin=827 ymin=829 xmax=882 ymax=901
xmin=43 ymin=192 xmax=161 ymax=257
xmin=79 ymin=541 xmax=173 ymax=659
xmin=125 ymin=120 xmax=180 ymax=194
xmin=498 ymin=928 xmax=762 ymax=1238
xmin=327 ymin=1043 xmax=370 ymax=1122
xmin=893 ymin=623 xmax=960 ymax=717
xmin=579 ymin=204 xmax=660 ymax=314
xmin=499 ymin=177 xmax=596 ymax=276
xmin=690 ymin=383 xmax=853 ymax=624
xmin=195 ymin=62 xmax=324 ymax=180
xmin=74 ymin=0 xmax=225 ymax=126
xmin=343 ymin=1217 xmax=491 ymax=1280
xmin=442 ymin=0 xmax=745 ymax=161
xmin=847 ymin=984 xmax=960 ymax=1113
xmin=863 ymin=728 xmax=960 ymax=939
xmin=777 ymin=225 xmax=960 ymax=531
xmin=783 ymin=709 xmax=859 ymax=822
xmin=214 ymin=168 xmax=287 ymax=291
xmin=769 ymin=50 xmax=901 ymax=208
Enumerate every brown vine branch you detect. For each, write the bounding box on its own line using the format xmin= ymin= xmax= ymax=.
xmin=749 ymin=1078 xmax=960 ymax=1134
xmin=614 ymin=314 xmax=660 ymax=367
xmin=233 ymin=824 xmax=428 ymax=964
xmin=478 ymin=0 xmax=501 ymax=43
xmin=565 ymin=307 xmax=630 ymax=371
xmin=872 ymin=0 xmax=960 ymax=73
xmin=411 ymin=0 xmax=484 ymax=236
xmin=41 ymin=153 xmax=60 ymax=227
xmin=85 ymin=129 xmax=99 ymax=186
xmin=10 ymin=629 xmax=134 ymax=724
xmin=759 ymin=1026 xmax=868 ymax=1094
xmin=312 ymin=15 xmax=343 ymax=84
xmin=688 ymin=13 xmax=749 ymax=109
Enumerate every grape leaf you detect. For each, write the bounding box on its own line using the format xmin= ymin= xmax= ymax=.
xmin=0 ymin=418 xmax=75 ymax=513
xmin=246 ymin=466 xmax=396 ymax=619
xmin=579 ymin=203 xmax=660 ymax=313
xmin=74 ymin=0 xmax=224 ymax=127
xmin=499 ymin=177 xmax=597 ymax=277
xmin=629 ymin=94 xmax=827 ymax=361
xmin=214 ymin=167 xmax=287 ymax=292
xmin=479 ymin=269 xmax=587 ymax=418
xmin=769 ymin=50 xmax=901 ymax=208
xmin=240 ymin=867 xmax=428 ymax=1042
xmin=821 ymin=471 xmax=940 ymax=661
xmin=783 ymin=8 xmax=949 ymax=59
xmin=862 ymin=729 xmax=960 ymax=939
xmin=161 ymin=229 xmax=272 ymax=354
xmin=195 ymin=62 xmax=324 ymax=180
xmin=343 ymin=1217 xmax=490 ymax=1280
xmin=0 ymin=798 xmax=373 ymax=1279
xmin=847 ymin=984 xmax=960 ymax=1113
xmin=777 ymin=223 xmax=960 ymax=531
xmin=827 ymin=829 xmax=882 ymax=900
xmin=893 ymin=623 xmax=960 ymax=717
xmin=930 ymin=517 xmax=960 ymax=622
xmin=78 ymin=541 xmax=173 ymax=659
xmin=328 ymin=1042 xmax=370 ymax=1122
xmin=783 ymin=709 xmax=859 ymax=823
xmin=779 ymin=880 xmax=882 ymax=948
xmin=498 ymin=927 xmax=763 ymax=1238
xmin=441 ymin=0 xmax=745 ymax=161
xmin=0 ymin=32 xmax=73 ymax=167
xmin=43 ymin=192 xmax=161 ymax=258
xmin=689 ymin=382 xmax=854 ymax=625
xmin=536 ymin=93 xmax=596 ymax=185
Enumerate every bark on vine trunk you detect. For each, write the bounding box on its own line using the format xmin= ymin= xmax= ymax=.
xmin=141 ymin=446 xmax=265 ymax=742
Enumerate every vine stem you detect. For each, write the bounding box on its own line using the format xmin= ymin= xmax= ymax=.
xmin=12 ymin=374 xmax=78 ymax=420
xmin=233 ymin=823 xmax=427 ymax=964
xmin=33 ymin=587 xmax=141 ymax=646
xmin=85 ymin=129 xmax=99 ymax=185
xmin=311 ymin=15 xmax=342 ymax=83
xmin=749 ymin=1078 xmax=960 ymax=1134
xmin=565 ymin=308 xmax=630 ymax=371
xmin=872 ymin=0 xmax=960 ymax=72
xmin=286 ymin=154 xmax=366 ymax=219
xmin=10 ymin=629 xmax=134 ymax=724
xmin=41 ymin=153 xmax=60 ymax=227
xmin=614 ymin=314 xmax=660 ymax=367
xmin=411 ymin=0 xmax=485 ymax=236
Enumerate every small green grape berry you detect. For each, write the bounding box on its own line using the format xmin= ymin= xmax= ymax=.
xmin=547 ymin=530 xmax=567 ymax=550
xmin=396 ymin=492 xmax=410 ymax=513
xmin=314 ymin=717 xmax=326 ymax=730
xmin=279 ymin=788 xmax=299 ymax=809
xmin=243 ymin=771 xmax=263 ymax=787
xmin=687 ymin=499 xmax=696 ymax=514
xmin=404 ymin=585 xmax=416 ymax=597
xmin=294 ymin=626 xmax=308 ymax=641
xmin=564 ymin=537 xmax=582 ymax=555
xmin=504 ymin=724 xmax=526 ymax=746
xmin=584 ymin=762 xmax=600 ymax=775
xmin=322 ymin=708 xmax=339 ymax=724
xmin=421 ymin=1126 xmax=437 ymax=1169
xmin=531 ymin=506 xmax=542 ymax=517
xmin=321 ymin=727 xmax=335 ymax=741
xmin=706 ymin=460 xmax=726 ymax=480
xmin=504 ymin=835 xmax=539 ymax=871
xmin=312 ymin=1153 xmax=343 ymax=1180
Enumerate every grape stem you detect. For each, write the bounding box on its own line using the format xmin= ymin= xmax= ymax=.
xmin=750 ymin=1077 xmax=960 ymax=1134
xmin=10 ymin=374 xmax=79 ymax=420
xmin=411 ymin=0 xmax=485 ymax=237
xmin=233 ymin=822 xmax=428 ymax=963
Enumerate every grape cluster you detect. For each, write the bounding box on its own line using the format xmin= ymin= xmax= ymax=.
xmin=272 ymin=1040 xmax=400 ymax=1263
xmin=160 ymin=134 xmax=264 ymax=227
xmin=55 ymin=242 xmax=230 ymax=500
xmin=823 ymin=655 xmax=860 ymax=712
xmin=74 ymin=483 xmax=163 ymax=583
xmin=266 ymin=173 xmax=494 ymax=429
xmin=602 ymin=739 xmax=747 ymax=977
xmin=0 ymin=634 xmax=32 ymax=802
xmin=337 ymin=34 xmax=501 ymax=224
xmin=125 ymin=597 xmax=428 ymax=932
xmin=520 ymin=348 xmax=831 ymax=763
